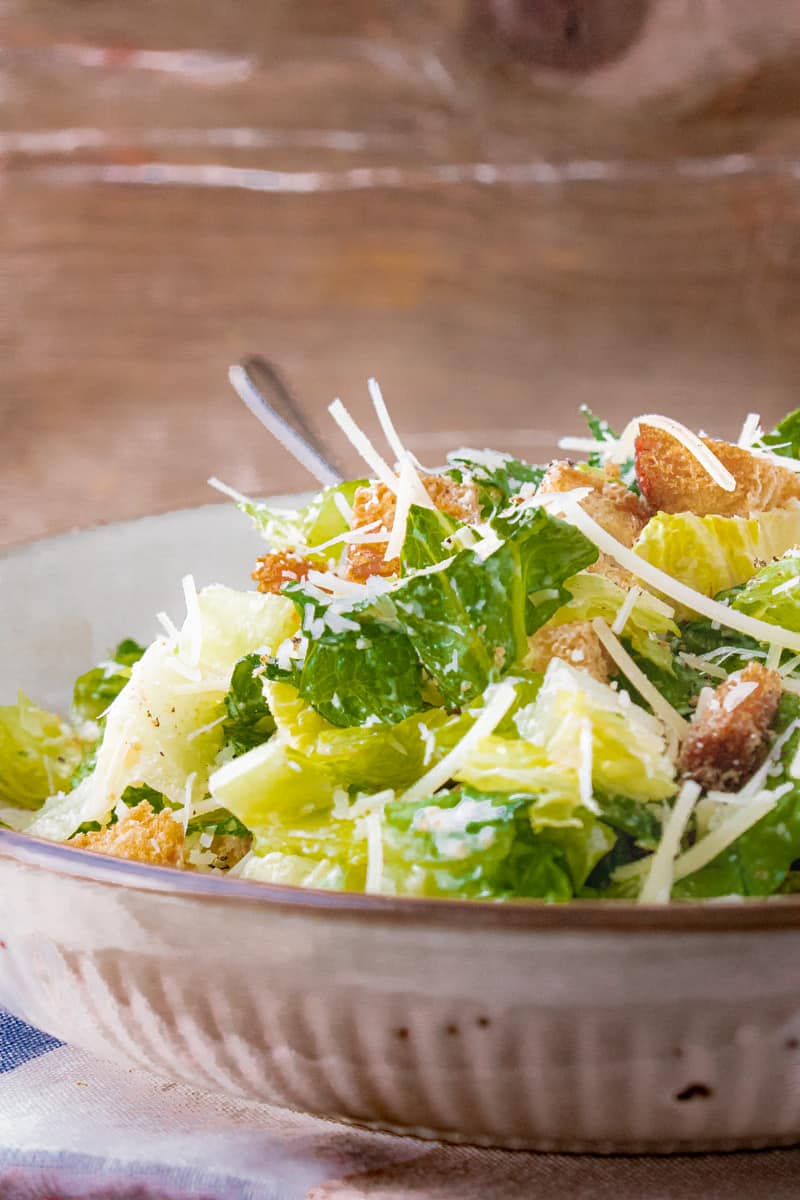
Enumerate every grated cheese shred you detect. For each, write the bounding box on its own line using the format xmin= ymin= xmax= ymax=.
xmin=638 ymin=780 xmax=701 ymax=904
xmin=402 ymin=682 xmax=517 ymax=804
xmin=591 ymin=618 xmax=688 ymax=744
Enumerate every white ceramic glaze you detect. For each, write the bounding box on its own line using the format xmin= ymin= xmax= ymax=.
xmin=3 ymin=505 xmax=800 ymax=1152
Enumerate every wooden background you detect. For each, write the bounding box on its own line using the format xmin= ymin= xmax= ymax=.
xmin=4 ymin=0 xmax=800 ymax=547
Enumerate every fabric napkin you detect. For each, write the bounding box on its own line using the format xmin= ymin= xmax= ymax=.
xmin=4 ymin=1008 xmax=800 ymax=1200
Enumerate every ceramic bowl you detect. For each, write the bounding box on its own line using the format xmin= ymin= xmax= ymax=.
xmin=3 ymin=505 xmax=800 ymax=1153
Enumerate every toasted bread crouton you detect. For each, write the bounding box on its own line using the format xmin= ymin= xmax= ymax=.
xmin=347 ymin=474 xmax=479 ymax=583
xmin=526 ymin=619 xmax=612 ymax=683
xmin=71 ymin=800 xmax=184 ymax=867
xmin=679 ymin=662 xmax=782 ymax=791
xmin=538 ymin=461 xmax=651 ymax=548
xmin=635 ymin=424 xmax=800 ymax=517
xmin=253 ymin=550 xmax=312 ymax=594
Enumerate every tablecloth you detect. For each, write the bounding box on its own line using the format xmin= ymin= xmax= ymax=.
xmin=4 ymin=1008 xmax=800 ymax=1200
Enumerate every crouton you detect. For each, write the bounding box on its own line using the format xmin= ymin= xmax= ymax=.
xmin=253 ymin=550 xmax=312 ymax=594
xmin=71 ymin=800 xmax=184 ymax=867
xmin=538 ymin=461 xmax=651 ymax=549
xmin=678 ymin=662 xmax=782 ymax=791
xmin=635 ymin=424 xmax=800 ymax=517
xmin=347 ymin=474 xmax=479 ymax=583
xmin=526 ymin=619 xmax=613 ymax=683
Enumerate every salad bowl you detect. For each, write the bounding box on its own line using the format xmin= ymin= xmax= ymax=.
xmin=4 ymin=503 xmax=800 ymax=1153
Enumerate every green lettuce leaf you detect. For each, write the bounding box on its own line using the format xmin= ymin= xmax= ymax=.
xmin=760 ymin=407 xmax=800 ymax=461
xmin=729 ymin=550 xmax=800 ymax=633
xmin=515 ymin=659 xmax=677 ymax=805
xmin=72 ymin=638 xmax=146 ymax=722
xmin=400 ymin=505 xmax=460 ymax=573
xmin=0 ymin=694 xmax=86 ymax=811
xmin=299 ymin=620 xmax=424 ymax=727
xmin=222 ymin=654 xmax=276 ymax=756
xmin=634 ymin=509 xmax=800 ymax=603
xmin=240 ymin=479 xmax=366 ymax=554
xmin=389 ymin=507 xmax=596 ymax=707
xmin=382 ymin=786 xmax=611 ymax=900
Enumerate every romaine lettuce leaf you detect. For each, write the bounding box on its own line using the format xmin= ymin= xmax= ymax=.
xmin=389 ymin=507 xmax=596 ymax=706
xmin=515 ymin=659 xmax=677 ymax=804
xmin=236 ymin=850 xmax=347 ymax=890
xmin=491 ymin=505 xmax=599 ymax=634
xmin=240 ymin=479 xmax=366 ymax=554
xmin=222 ymin=654 xmax=276 ymax=756
xmin=400 ymin=505 xmax=460 ymax=573
xmin=760 ymin=407 xmax=800 ymax=461
xmin=28 ymin=586 xmax=298 ymax=841
xmin=728 ymin=550 xmax=800 ymax=633
xmin=299 ymin=620 xmax=424 ymax=727
xmin=634 ymin=509 xmax=800 ymax=603
xmin=382 ymin=787 xmax=613 ymax=900
xmin=72 ymin=638 xmax=146 ymax=722
xmin=0 ymin=694 xmax=86 ymax=811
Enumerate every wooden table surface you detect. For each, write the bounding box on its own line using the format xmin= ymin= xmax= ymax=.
xmin=4 ymin=0 xmax=800 ymax=547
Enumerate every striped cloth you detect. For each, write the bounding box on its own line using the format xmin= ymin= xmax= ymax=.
xmin=3 ymin=1009 xmax=800 ymax=1200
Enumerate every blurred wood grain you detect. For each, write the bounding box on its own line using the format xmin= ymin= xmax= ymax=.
xmin=3 ymin=0 xmax=800 ymax=546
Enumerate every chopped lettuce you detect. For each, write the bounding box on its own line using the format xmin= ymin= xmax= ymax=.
xmin=240 ymin=479 xmax=366 ymax=554
xmin=299 ymin=617 xmax=424 ymax=728
xmin=0 ymin=694 xmax=86 ymax=811
xmin=633 ymin=509 xmax=800 ymax=604
xmin=760 ymin=407 xmax=800 ymax=461
xmin=515 ymin=660 xmax=677 ymax=804
xmin=73 ymin=638 xmax=146 ymax=722
xmin=728 ymin=550 xmax=800 ymax=633
xmin=236 ymin=850 xmax=347 ymax=890
xmin=389 ymin=506 xmax=596 ymax=706
xmin=400 ymin=505 xmax=461 ymax=573
xmin=222 ymin=654 xmax=276 ymax=756
xmin=27 ymin=586 xmax=297 ymax=841
xmin=382 ymin=787 xmax=612 ymax=900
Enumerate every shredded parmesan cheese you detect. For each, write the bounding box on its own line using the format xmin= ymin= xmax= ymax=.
xmin=333 ymin=491 xmax=354 ymax=526
xmin=638 ymin=780 xmax=701 ymax=903
xmin=721 ymin=679 xmax=759 ymax=712
xmin=671 ymin=790 xmax=783 ymax=883
xmin=773 ymin=576 xmax=800 ymax=596
xmin=207 ymin=475 xmax=257 ymax=506
xmin=737 ymin=412 xmax=763 ymax=449
xmin=677 ymin=651 xmax=727 ymax=680
xmin=384 ymin=458 xmax=419 ymax=562
xmin=592 ymin=618 xmax=688 ymax=744
xmin=181 ymin=574 xmax=203 ymax=667
xmin=578 ymin=717 xmax=599 ymax=814
xmin=156 ymin=610 xmax=181 ymax=642
xmin=611 ymin=585 xmax=641 ymax=636
xmin=328 ymin=397 xmax=397 ymax=491
xmin=402 ymin=682 xmax=517 ymax=803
